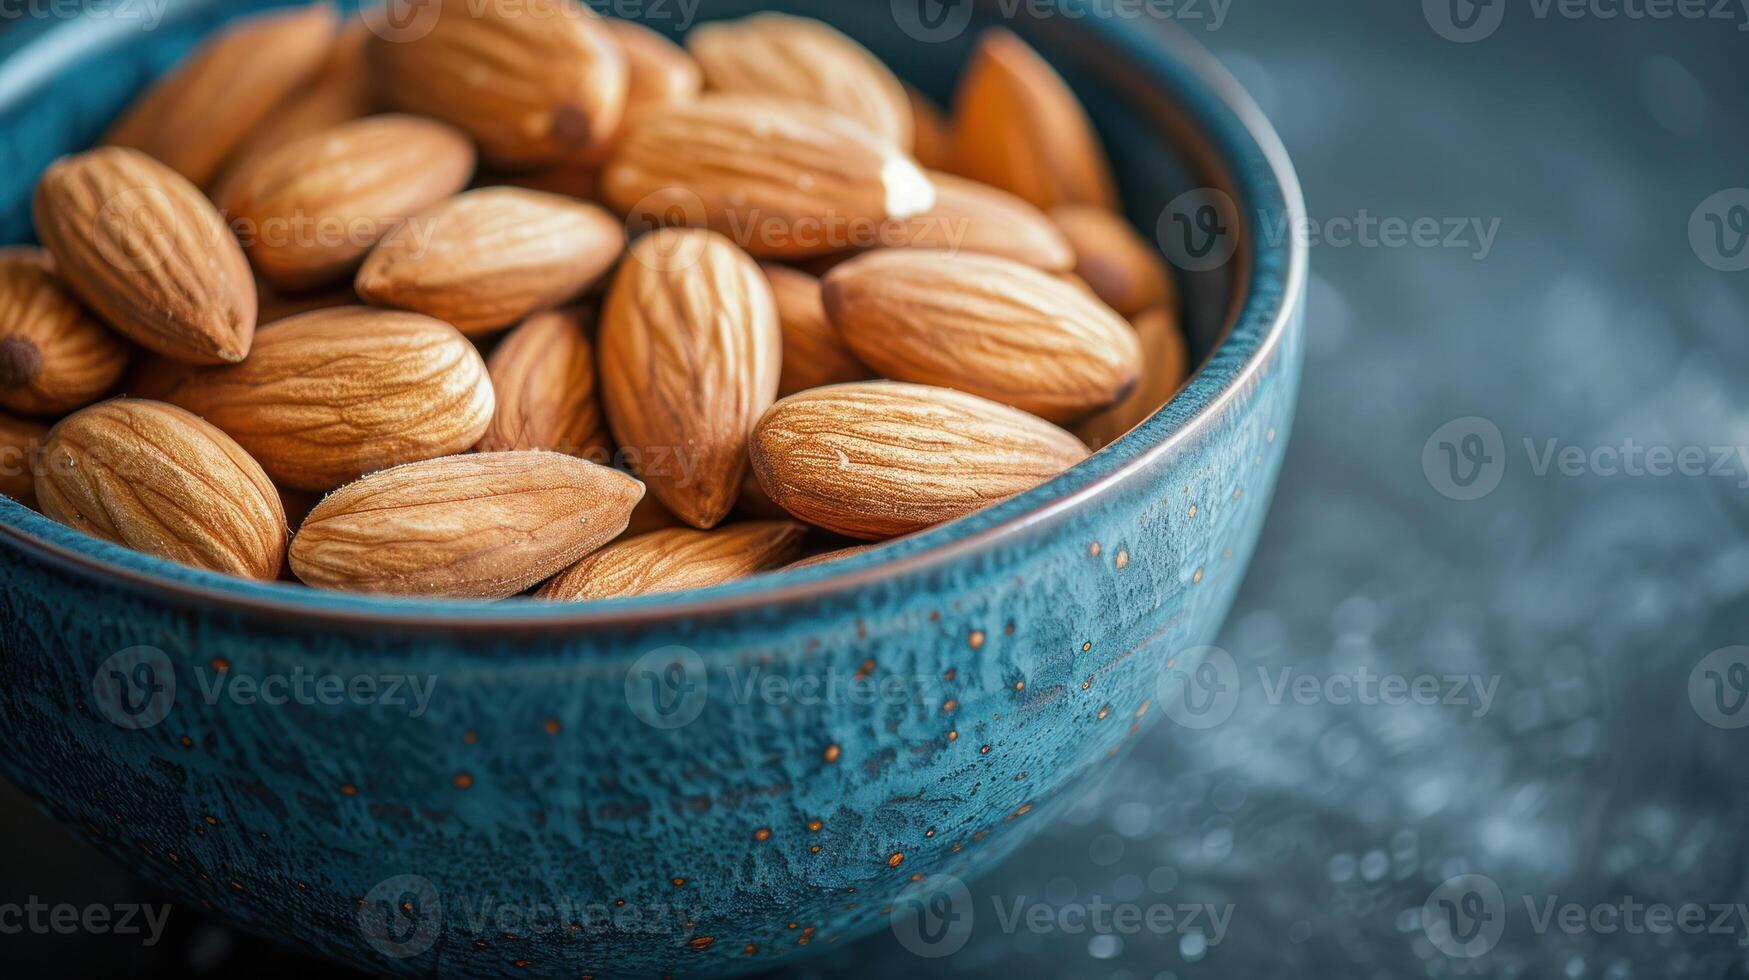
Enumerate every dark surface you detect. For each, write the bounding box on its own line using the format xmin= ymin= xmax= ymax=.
xmin=5 ymin=0 xmax=1749 ymax=977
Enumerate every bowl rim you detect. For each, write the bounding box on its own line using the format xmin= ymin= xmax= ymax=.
xmin=0 ymin=1 xmax=1309 ymax=632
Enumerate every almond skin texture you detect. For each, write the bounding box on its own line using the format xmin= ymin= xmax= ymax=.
xmin=0 ymin=262 xmax=130 ymax=415
xmin=355 ymin=188 xmax=625 ymax=335
xmin=687 ymin=13 xmax=913 ymax=148
xmin=220 ymin=115 xmax=476 ymax=291
xmin=477 ymin=309 xmax=609 ymax=459
xmin=536 ymin=521 xmax=805 ymax=601
xmin=880 ymin=171 xmax=1075 ymax=271
xmin=1077 ymin=305 xmax=1191 ymax=448
xmin=152 ymin=307 xmax=494 ymax=491
xmin=951 ymin=29 xmax=1118 ymax=211
xmin=1052 ymin=205 xmax=1174 ymax=318
xmin=34 ymin=399 xmax=286 ymax=579
xmin=751 ymin=382 xmax=1088 ymax=540
xmin=367 ymin=0 xmax=628 ymax=167
xmin=761 ymin=263 xmax=871 ymax=397
xmin=823 ymin=250 xmax=1141 ymax=423
xmin=104 ymin=4 xmax=339 ymax=187
xmin=599 ymin=229 xmax=780 ymax=529
xmin=787 ymin=543 xmax=876 ymax=571
xmin=0 ymin=411 xmax=47 ymax=509
xmin=34 ymin=147 xmax=257 ymax=365
xmin=290 ymin=451 xmax=643 ymax=598
xmin=602 ymin=95 xmax=936 ymax=259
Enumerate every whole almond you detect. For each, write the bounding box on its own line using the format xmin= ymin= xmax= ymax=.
xmin=355 ymin=187 xmax=625 ymax=335
xmin=1077 ymin=305 xmax=1190 ymax=448
xmin=215 ymin=15 xmax=375 ymax=191
xmin=35 ymin=399 xmax=286 ymax=579
xmin=104 ymin=4 xmax=339 ymax=187
xmin=477 ymin=309 xmax=609 ymax=459
xmin=34 ymin=147 xmax=256 ymax=365
xmin=951 ymin=29 xmax=1117 ymax=211
xmin=602 ymin=95 xmax=935 ymax=259
xmin=0 ymin=411 xmax=47 ymax=509
xmin=880 ymin=171 xmax=1075 ymax=271
xmin=220 ymin=115 xmax=475 ymax=291
xmin=367 ymin=0 xmax=627 ymax=167
xmin=290 ymin=451 xmax=643 ymax=598
xmin=537 ymin=521 xmax=805 ymax=601
xmin=606 ymin=19 xmax=702 ymax=125
xmin=0 ymin=262 xmax=130 ymax=415
xmin=823 ymin=250 xmax=1141 ymax=423
xmin=761 ymin=263 xmax=871 ymax=397
xmin=907 ymin=86 xmax=954 ymax=172
xmin=687 ymin=13 xmax=913 ymax=148
xmin=1052 ymin=205 xmax=1174 ymax=318
xmin=751 ymin=381 xmax=1088 ymax=539
xmin=599 ymin=229 xmax=780 ymax=529
xmin=153 ymin=307 xmax=494 ymax=491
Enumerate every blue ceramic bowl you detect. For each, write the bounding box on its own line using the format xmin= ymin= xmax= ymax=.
xmin=0 ymin=1 xmax=1305 ymax=975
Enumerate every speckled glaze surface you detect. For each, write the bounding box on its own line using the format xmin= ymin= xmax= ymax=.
xmin=0 ymin=1 xmax=1304 ymax=975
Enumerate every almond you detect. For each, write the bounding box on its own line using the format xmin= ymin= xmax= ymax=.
xmin=257 ymin=279 xmax=359 ymax=324
xmin=606 ymin=19 xmax=702 ymax=121
xmin=687 ymin=13 xmax=913 ymax=148
xmin=623 ymin=493 xmax=682 ymax=539
xmin=536 ymin=520 xmax=805 ymax=601
xmin=761 ymin=263 xmax=871 ymax=397
xmin=0 ymin=261 xmax=130 ymax=415
xmin=214 ymin=14 xmax=375 ymax=192
xmin=219 ymin=114 xmax=475 ymax=291
xmin=1077 ymin=305 xmax=1190 ymax=448
xmin=0 ymin=246 xmax=54 ymax=271
xmin=750 ymin=381 xmax=1088 ymax=540
xmin=879 ymin=171 xmax=1075 ymax=271
xmin=477 ymin=309 xmax=608 ymax=459
xmin=104 ymin=4 xmax=339 ymax=187
xmin=34 ymin=147 xmax=257 ymax=365
xmin=787 ymin=543 xmax=876 ymax=571
xmin=951 ymin=29 xmax=1117 ymax=211
xmin=35 ymin=399 xmax=286 ymax=579
xmin=290 ymin=451 xmax=643 ymax=598
xmin=599 ymin=229 xmax=779 ymax=529
xmin=355 ymin=187 xmax=625 ymax=335
xmin=601 ymin=95 xmax=935 ymax=259
xmin=1052 ymin=205 xmax=1173 ymax=318
xmin=823 ymin=250 xmax=1141 ymax=423
xmin=152 ymin=307 xmax=494 ymax=491
xmin=0 ymin=411 xmax=47 ymax=509
xmin=367 ymin=0 xmax=627 ymax=167
xmin=907 ymin=86 xmax=953 ymax=172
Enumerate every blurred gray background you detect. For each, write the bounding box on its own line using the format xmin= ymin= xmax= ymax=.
xmin=5 ymin=0 xmax=1749 ymax=976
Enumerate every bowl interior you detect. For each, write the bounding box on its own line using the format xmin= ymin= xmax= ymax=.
xmin=0 ymin=0 xmax=1299 ymax=625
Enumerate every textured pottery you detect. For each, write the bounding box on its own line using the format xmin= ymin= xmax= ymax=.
xmin=0 ymin=1 xmax=1307 ymax=975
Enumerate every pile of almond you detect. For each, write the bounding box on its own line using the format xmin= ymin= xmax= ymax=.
xmin=0 ymin=2 xmax=1188 ymax=601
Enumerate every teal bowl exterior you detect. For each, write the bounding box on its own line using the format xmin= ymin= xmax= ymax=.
xmin=0 ymin=1 xmax=1306 ymax=975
